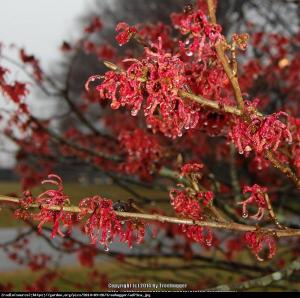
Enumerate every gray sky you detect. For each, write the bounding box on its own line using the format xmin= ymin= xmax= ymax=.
xmin=0 ymin=0 xmax=95 ymax=167
xmin=0 ymin=0 xmax=93 ymax=69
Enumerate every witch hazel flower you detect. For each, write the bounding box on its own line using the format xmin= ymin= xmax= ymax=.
xmin=34 ymin=174 xmax=74 ymax=238
xmin=180 ymin=162 xmax=204 ymax=176
xmin=79 ymin=196 xmax=122 ymax=248
xmin=170 ymin=189 xmax=214 ymax=246
xmin=244 ymin=231 xmax=276 ymax=261
xmin=118 ymin=129 xmax=163 ymax=180
xmin=170 ymin=189 xmax=202 ymax=219
xmin=230 ymin=101 xmax=292 ymax=155
xmin=79 ymin=196 xmax=146 ymax=249
xmin=87 ymin=37 xmax=201 ymax=138
xmin=238 ymin=184 xmax=268 ymax=221
xmin=171 ymin=6 xmax=222 ymax=58
xmin=115 ymin=22 xmax=137 ymax=46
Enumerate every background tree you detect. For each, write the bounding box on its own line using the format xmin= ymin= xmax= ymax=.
xmin=0 ymin=0 xmax=300 ymax=292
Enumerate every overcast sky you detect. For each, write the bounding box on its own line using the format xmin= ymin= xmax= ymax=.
xmin=0 ymin=0 xmax=94 ymax=69
xmin=0 ymin=0 xmax=96 ymax=167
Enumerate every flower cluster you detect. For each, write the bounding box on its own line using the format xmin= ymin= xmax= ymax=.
xmin=79 ymin=195 xmax=145 ymax=249
xmin=232 ymin=33 xmax=249 ymax=51
xmin=79 ymin=196 xmax=122 ymax=248
xmin=0 ymin=66 xmax=28 ymax=104
xmin=77 ymin=246 xmax=97 ymax=267
xmin=180 ymin=162 xmax=204 ymax=176
xmin=170 ymin=189 xmax=202 ymax=219
xmin=170 ymin=189 xmax=213 ymax=246
xmin=34 ymin=174 xmax=74 ymax=238
xmin=19 ymin=49 xmax=43 ymax=81
xmin=230 ymin=105 xmax=292 ymax=155
xmin=118 ymin=129 xmax=163 ymax=180
xmin=115 ymin=22 xmax=137 ymax=46
xmin=238 ymin=184 xmax=268 ymax=221
xmin=88 ymin=38 xmax=200 ymax=138
xmin=244 ymin=231 xmax=276 ymax=261
xmin=171 ymin=6 xmax=222 ymax=58
xmin=84 ymin=16 xmax=102 ymax=34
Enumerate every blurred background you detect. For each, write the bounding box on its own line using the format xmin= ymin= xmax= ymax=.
xmin=0 ymin=0 xmax=299 ymax=291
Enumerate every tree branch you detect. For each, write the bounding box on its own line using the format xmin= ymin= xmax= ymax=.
xmin=1 ymin=195 xmax=300 ymax=238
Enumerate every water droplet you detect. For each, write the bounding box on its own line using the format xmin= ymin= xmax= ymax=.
xmin=239 ymin=150 xmax=244 ymax=155
xmin=104 ymin=246 xmax=110 ymax=252
xmin=242 ymin=212 xmax=248 ymax=219
xmin=186 ymin=51 xmax=193 ymax=57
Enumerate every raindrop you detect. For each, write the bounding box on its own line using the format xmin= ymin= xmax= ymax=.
xmin=242 ymin=212 xmax=248 ymax=219
xmin=104 ymin=246 xmax=110 ymax=252
xmin=186 ymin=51 xmax=193 ymax=57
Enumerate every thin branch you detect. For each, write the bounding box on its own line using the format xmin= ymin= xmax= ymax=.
xmin=264 ymin=193 xmax=284 ymax=229
xmin=178 ymin=90 xmax=242 ymax=115
xmin=30 ymin=116 xmax=121 ymax=162
xmin=206 ymin=0 xmax=300 ymax=190
xmin=208 ymin=257 xmax=300 ymax=291
xmin=1 ymin=195 xmax=300 ymax=238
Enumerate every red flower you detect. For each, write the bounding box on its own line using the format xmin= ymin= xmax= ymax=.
xmin=181 ymin=162 xmax=204 ymax=176
xmin=1 ymin=81 xmax=28 ymax=103
xmin=119 ymin=129 xmax=163 ymax=180
xmin=197 ymin=191 xmax=213 ymax=207
xmin=244 ymin=231 xmax=276 ymax=261
xmin=19 ymin=49 xmax=43 ymax=81
xmin=170 ymin=189 xmax=213 ymax=245
xmin=91 ymin=39 xmax=200 ymax=138
xmin=115 ymin=22 xmax=137 ymax=46
xmin=34 ymin=174 xmax=74 ymax=238
xmin=79 ymin=196 xmax=145 ymax=249
xmin=238 ymin=184 xmax=268 ymax=220
xmin=230 ymin=102 xmax=292 ymax=155
xmin=232 ymin=33 xmax=249 ymax=51
xmin=171 ymin=7 xmax=221 ymax=58
xmin=170 ymin=189 xmax=202 ymax=219
xmin=84 ymin=17 xmax=102 ymax=33
xmin=79 ymin=196 xmax=122 ymax=248
xmin=77 ymin=247 xmax=97 ymax=267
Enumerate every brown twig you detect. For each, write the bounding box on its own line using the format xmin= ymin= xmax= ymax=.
xmin=1 ymin=195 xmax=300 ymax=238
xmin=206 ymin=0 xmax=300 ymax=190
xmin=264 ymin=193 xmax=285 ymax=229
